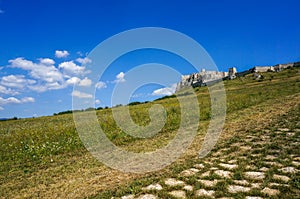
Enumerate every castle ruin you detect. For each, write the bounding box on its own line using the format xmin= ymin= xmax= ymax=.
xmin=175 ymin=61 xmax=299 ymax=92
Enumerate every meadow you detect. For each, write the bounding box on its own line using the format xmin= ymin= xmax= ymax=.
xmin=0 ymin=67 xmax=299 ymax=198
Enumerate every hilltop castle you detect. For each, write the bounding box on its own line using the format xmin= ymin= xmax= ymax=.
xmin=176 ymin=69 xmax=228 ymax=92
xmin=176 ymin=61 xmax=300 ymax=92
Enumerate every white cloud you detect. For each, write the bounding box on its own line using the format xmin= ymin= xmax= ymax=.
xmin=78 ymin=77 xmax=92 ymax=87
xmin=27 ymin=82 xmax=65 ymax=92
xmin=59 ymin=61 xmax=86 ymax=76
xmin=9 ymin=57 xmax=35 ymax=70
xmin=114 ymin=72 xmax=125 ymax=83
xmin=5 ymin=57 xmax=90 ymax=95
xmin=27 ymin=85 xmax=48 ymax=92
xmin=0 ymin=97 xmax=20 ymax=104
xmin=77 ymin=51 xmax=84 ymax=56
xmin=0 ymin=96 xmax=35 ymax=105
xmin=76 ymin=57 xmax=92 ymax=65
xmin=21 ymin=97 xmax=35 ymax=103
xmin=0 ymin=106 xmax=4 ymax=110
xmin=71 ymin=90 xmax=93 ymax=98
xmin=66 ymin=77 xmax=81 ymax=85
xmin=95 ymin=81 xmax=107 ymax=89
xmin=1 ymin=75 xmax=36 ymax=89
xmin=152 ymin=84 xmax=177 ymax=96
xmin=131 ymin=93 xmax=147 ymax=98
xmin=9 ymin=57 xmax=63 ymax=84
xmin=39 ymin=58 xmax=55 ymax=65
xmin=0 ymin=85 xmax=20 ymax=95
xmin=30 ymin=66 xmax=63 ymax=83
xmin=66 ymin=77 xmax=92 ymax=87
xmin=45 ymin=82 xmax=64 ymax=89
xmin=55 ymin=50 xmax=69 ymax=58
xmin=95 ymin=99 xmax=101 ymax=104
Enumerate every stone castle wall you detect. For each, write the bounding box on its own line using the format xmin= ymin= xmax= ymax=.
xmin=176 ymin=61 xmax=299 ymax=92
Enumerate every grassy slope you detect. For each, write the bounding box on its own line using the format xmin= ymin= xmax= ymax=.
xmin=0 ymin=67 xmax=299 ymax=198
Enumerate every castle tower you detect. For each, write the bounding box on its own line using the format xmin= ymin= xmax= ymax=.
xmin=228 ymin=67 xmax=237 ymax=79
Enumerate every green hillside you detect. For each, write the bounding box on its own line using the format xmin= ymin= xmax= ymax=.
xmin=1 ymin=67 xmax=300 ymax=198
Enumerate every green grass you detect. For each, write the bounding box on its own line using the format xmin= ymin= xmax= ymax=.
xmin=97 ymin=103 xmax=300 ymax=199
xmin=0 ymin=67 xmax=300 ymax=198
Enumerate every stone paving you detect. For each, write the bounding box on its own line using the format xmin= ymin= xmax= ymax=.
xmin=117 ymin=113 xmax=300 ymax=198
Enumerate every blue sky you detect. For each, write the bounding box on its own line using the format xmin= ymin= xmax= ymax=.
xmin=0 ymin=0 xmax=300 ymax=118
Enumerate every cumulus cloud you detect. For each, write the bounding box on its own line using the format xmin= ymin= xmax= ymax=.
xmin=21 ymin=97 xmax=35 ymax=103
xmin=28 ymin=83 xmax=65 ymax=92
xmin=71 ymin=90 xmax=93 ymax=98
xmin=78 ymin=77 xmax=92 ymax=87
xmin=65 ymin=77 xmax=92 ymax=87
xmin=59 ymin=61 xmax=86 ymax=76
xmin=0 ymin=96 xmax=35 ymax=105
xmin=5 ymin=57 xmax=94 ymax=95
xmin=30 ymin=66 xmax=63 ymax=83
xmin=1 ymin=74 xmax=36 ymax=89
xmin=9 ymin=57 xmax=35 ymax=70
xmin=2 ymin=55 xmax=96 ymax=109
xmin=9 ymin=57 xmax=63 ymax=83
xmin=95 ymin=81 xmax=107 ymax=89
xmin=27 ymin=85 xmax=48 ymax=92
xmin=39 ymin=58 xmax=55 ymax=65
xmin=8 ymin=58 xmax=64 ymax=91
xmin=0 ymin=97 xmax=20 ymax=104
xmin=114 ymin=72 xmax=125 ymax=83
xmin=76 ymin=57 xmax=92 ymax=65
xmin=0 ymin=85 xmax=20 ymax=95
xmin=55 ymin=50 xmax=69 ymax=58
xmin=95 ymin=99 xmax=101 ymax=104
xmin=66 ymin=77 xmax=81 ymax=85
xmin=152 ymin=84 xmax=177 ymax=96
